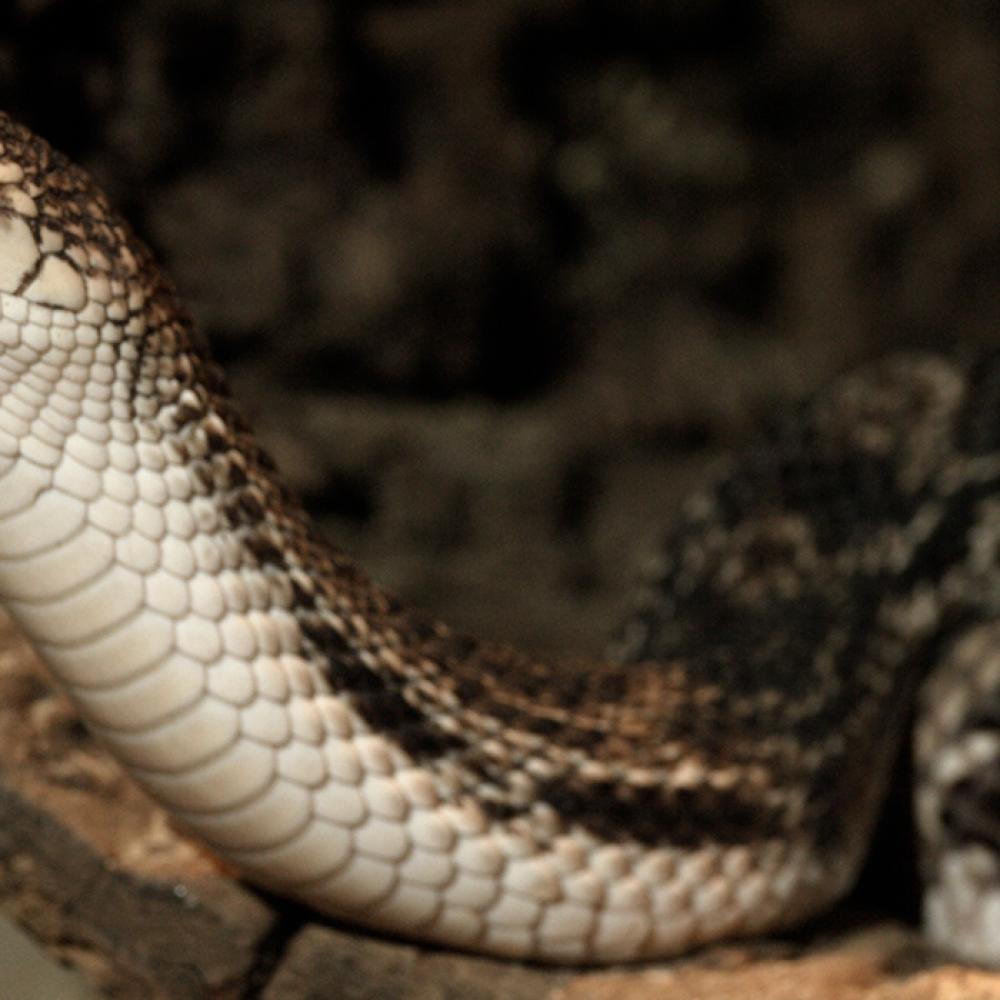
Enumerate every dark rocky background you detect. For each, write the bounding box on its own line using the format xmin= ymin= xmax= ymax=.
xmin=1 ymin=0 xmax=998 ymax=658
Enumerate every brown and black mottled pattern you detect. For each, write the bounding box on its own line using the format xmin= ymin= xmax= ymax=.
xmin=8 ymin=109 xmax=1000 ymax=865
xmin=144 ymin=265 xmax=1000 ymax=856
xmin=940 ymin=755 xmax=1000 ymax=853
xmin=182 ymin=346 xmax=1000 ymax=859
xmin=922 ymin=662 xmax=1000 ymax=858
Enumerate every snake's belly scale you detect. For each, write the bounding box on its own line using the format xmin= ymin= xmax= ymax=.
xmin=1 ymin=113 xmax=998 ymax=966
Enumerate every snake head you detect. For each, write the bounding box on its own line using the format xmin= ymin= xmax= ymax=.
xmin=0 ymin=113 xmax=201 ymax=425
xmin=0 ymin=114 xmax=146 ymax=312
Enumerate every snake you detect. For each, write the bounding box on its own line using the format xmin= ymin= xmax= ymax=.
xmin=0 ymin=111 xmax=998 ymax=967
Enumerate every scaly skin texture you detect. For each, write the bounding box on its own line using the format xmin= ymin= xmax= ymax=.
xmin=0 ymin=112 xmax=999 ymax=965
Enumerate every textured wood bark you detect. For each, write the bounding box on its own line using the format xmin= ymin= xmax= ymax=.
xmin=0 ymin=783 xmax=273 ymax=998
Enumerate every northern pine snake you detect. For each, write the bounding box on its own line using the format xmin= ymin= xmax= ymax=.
xmin=0 ymin=112 xmax=996 ymax=965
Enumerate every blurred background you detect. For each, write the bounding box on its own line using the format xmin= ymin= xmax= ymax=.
xmin=2 ymin=1 xmax=999 ymax=659
xmin=0 ymin=2 xmax=998 ymax=993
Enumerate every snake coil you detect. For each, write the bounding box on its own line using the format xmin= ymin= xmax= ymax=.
xmin=0 ymin=113 xmax=997 ymax=964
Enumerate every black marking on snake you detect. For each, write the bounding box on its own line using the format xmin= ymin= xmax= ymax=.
xmin=536 ymin=775 xmax=793 ymax=848
xmin=299 ymin=613 xmax=467 ymax=759
xmin=244 ymin=532 xmax=285 ymax=568
xmin=942 ymin=772 xmax=1000 ymax=852
xmin=712 ymin=426 xmax=924 ymax=556
xmin=939 ymin=687 xmax=1000 ymax=851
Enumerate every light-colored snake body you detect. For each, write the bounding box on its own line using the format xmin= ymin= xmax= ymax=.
xmin=0 ymin=114 xmax=998 ymax=965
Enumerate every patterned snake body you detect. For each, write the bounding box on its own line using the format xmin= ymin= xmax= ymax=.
xmin=0 ymin=114 xmax=998 ymax=964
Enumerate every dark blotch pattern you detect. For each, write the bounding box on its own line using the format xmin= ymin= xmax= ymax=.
xmin=942 ymin=772 xmax=1000 ymax=851
xmin=536 ymin=775 xmax=791 ymax=848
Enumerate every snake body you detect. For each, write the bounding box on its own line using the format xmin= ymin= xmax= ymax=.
xmin=0 ymin=113 xmax=998 ymax=965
